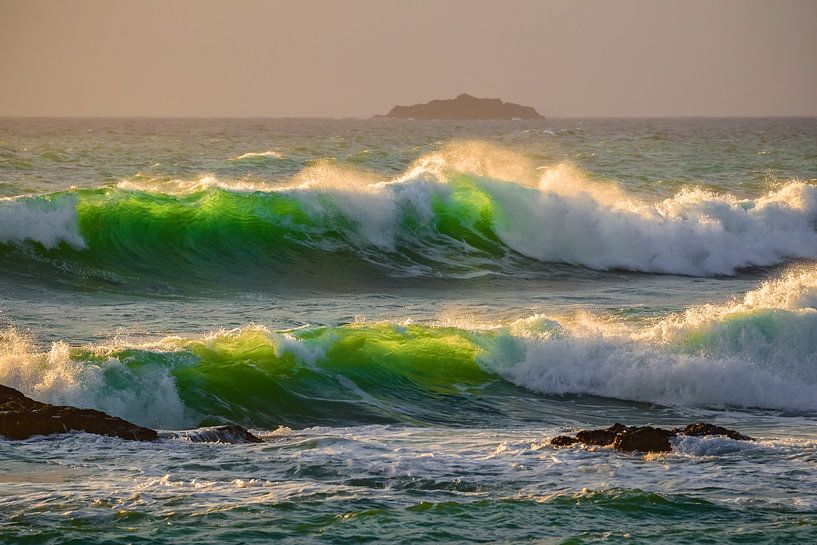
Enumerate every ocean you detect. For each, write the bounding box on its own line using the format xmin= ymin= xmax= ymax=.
xmin=0 ymin=117 xmax=815 ymax=543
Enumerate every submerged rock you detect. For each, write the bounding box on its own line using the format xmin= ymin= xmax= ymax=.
xmin=551 ymin=421 xmax=754 ymax=454
xmin=551 ymin=435 xmax=578 ymax=446
xmin=378 ymin=93 xmax=544 ymax=120
xmin=165 ymin=424 xmax=263 ymax=444
xmin=0 ymin=384 xmax=158 ymax=441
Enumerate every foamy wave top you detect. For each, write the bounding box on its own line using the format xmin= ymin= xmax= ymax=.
xmin=481 ymin=267 xmax=817 ymax=410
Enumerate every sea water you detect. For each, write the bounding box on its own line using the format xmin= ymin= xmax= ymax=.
xmin=0 ymin=117 xmax=815 ymax=543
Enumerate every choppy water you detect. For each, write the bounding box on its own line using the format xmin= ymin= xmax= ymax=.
xmin=1 ymin=117 xmax=816 ymax=544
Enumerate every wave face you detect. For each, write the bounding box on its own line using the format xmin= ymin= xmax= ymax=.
xmin=1 ymin=142 xmax=816 ymax=285
xmin=2 ymin=266 xmax=816 ymax=429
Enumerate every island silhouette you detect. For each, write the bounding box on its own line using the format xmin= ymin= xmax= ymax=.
xmin=377 ymin=93 xmax=543 ymax=119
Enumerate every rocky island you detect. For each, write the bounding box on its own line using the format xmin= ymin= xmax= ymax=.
xmin=378 ymin=93 xmax=543 ymax=120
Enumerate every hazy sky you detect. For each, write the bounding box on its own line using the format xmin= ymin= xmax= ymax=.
xmin=1 ymin=0 xmax=816 ymax=117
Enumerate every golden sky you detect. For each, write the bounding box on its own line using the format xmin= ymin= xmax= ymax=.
xmin=1 ymin=0 xmax=815 ymax=117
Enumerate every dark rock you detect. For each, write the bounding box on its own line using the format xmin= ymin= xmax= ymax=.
xmin=551 ymin=435 xmax=578 ymax=446
xmin=550 ymin=421 xmax=753 ymax=454
xmin=676 ymin=422 xmax=754 ymax=441
xmin=167 ymin=424 xmax=263 ymax=444
xmin=573 ymin=423 xmax=631 ymax=446
xmin=606 ymin=423 xmax=630 ymax=434
xmin=0 ymin=384 xmax=157 ymax=441
xmin=613 ymin=426 xmax=675 ymax=453
xmin=575 ymin=429 xmax=618 ymax=446
xmin=378 ymin=93 xmax=543 ymax=120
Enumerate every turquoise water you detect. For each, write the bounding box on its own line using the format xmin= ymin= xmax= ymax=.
xmin=1 ymin=118 xmax=816 ymax=543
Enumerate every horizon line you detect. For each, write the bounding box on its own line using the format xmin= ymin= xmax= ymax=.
xmin=2 ymin=114 xmax=817 ymax=120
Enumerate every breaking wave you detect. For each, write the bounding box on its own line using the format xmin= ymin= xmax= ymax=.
xmin=2 ymin=266 xmax=815 ymax=430
xmin=0 ymin=142 xmax=815 ymax=285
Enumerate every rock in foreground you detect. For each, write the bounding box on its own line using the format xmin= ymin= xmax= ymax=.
xmin=379 ymin=93 xmax=543 ymax=120
xmin=0 ymin=384 xmax=158 ymax=441
xmin=613 ymin=426 xmax=675 ymax=453
xmin=551 ymin=422 xmax=754 ymax=454
xmin=676 ymin=422 xmax=753 ymax=441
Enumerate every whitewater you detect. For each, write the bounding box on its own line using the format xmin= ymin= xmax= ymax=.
xmin=1 ymin=117 xmax=816 ymax=544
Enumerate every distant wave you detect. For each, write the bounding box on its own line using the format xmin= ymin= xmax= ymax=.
xmin=2 ymin=266 xmax=815 ymax=429
xmin=228 ymin=149 xmax=283 ymax=161
xmin=0 ymin=142 xmax=816 ymax=285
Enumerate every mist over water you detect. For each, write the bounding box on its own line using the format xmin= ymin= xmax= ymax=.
xmin=1 ymin=118 xmax=816 ymax=544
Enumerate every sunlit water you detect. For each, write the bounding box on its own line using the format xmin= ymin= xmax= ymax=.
xmin=1 ymin=118 xmax=816 ymax=543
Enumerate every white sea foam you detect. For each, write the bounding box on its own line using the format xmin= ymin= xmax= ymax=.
xmin=285 ymin=142 xmax=817 ymax=276
xmin=390 ymin=142 xmax=817 ymax=276
xmin=489 ymin=173 xmax=817 ymax=276
xmin=286 ymin=162 xmax=404 ymax=250
xmin=478 ymin=267 xmax=817 ymax=411
xmin=0 ymin=329 xmax=191 ymax=429
xmin=672 ymin=434 xmax=761 ymax=456
xmin=0 ymin=195 xmax=85 ymax=248
xmin=483 ymin=330 xmax=817 ymax=411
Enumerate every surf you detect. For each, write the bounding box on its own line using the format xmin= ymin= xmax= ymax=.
xmin=2 ymin=266 xmax=815 ymax=430
xmin=1 ymin=142 xmax=816 ymax=289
